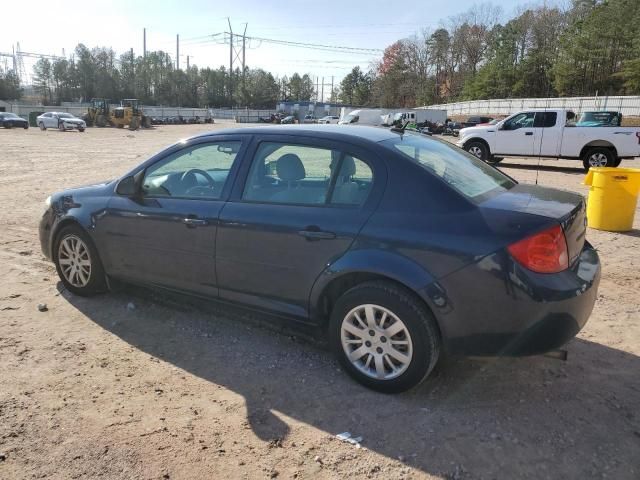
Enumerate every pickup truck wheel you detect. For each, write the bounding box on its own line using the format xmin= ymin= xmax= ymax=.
xmin=582 ymin=148 xmax=614 ymax=171
xmin=465 ymin=141 xmax=489 ymax=161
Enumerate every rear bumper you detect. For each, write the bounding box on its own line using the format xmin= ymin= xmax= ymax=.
xmin=433 ymin=242 xmax=600 ymax=356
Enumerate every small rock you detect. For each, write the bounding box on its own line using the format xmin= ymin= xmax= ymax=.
xmin=314 ymin=455 xmax=322 ymax=464
xmin=270 ymin=471 xmax=279 ymax=478
xmin=126 ymin=302 xmax=136 ymax=311
xmin=37 ymin=303 xmax=48 ymax=312
xmin=0 ymin=453 xmax=6 ymax=461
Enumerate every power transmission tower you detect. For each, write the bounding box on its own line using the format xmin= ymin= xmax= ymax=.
xmin=226 ymin=19 xmax=247 ymax=104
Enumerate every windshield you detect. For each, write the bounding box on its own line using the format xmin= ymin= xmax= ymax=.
xmin=382 ymin=134 xmax=516 ymax=202
xmin=2 ymin=113 xmax=19 ymax=118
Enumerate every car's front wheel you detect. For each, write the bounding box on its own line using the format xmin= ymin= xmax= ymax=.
xmin=464 ymin=141 xmax=489 ymax=161
xmin=330 ymin=281 xmax=440 ymax=393
xmin=53 ymin=225 xmax=107 ymax=296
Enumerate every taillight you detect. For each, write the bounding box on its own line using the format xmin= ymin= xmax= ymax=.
xmin=507 ymin=224 xmax=569 ymax=274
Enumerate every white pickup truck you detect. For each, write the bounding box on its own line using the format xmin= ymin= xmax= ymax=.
xmin=457 ymin=108 xmax=640 ymax=170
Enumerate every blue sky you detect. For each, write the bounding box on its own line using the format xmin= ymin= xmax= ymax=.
xmin=3 ymin=0 xmax=546 ymax=87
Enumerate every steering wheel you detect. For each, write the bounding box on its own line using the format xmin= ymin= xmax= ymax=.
xmin=181 ymin=169 xmax=215 ymax=196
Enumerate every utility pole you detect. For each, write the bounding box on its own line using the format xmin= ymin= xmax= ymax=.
xmin=176 ymin=34 xmax=180 ymax=70
xmin=321 ymin=76 xmax=324 ymax=103
xmin=316 ymin=77 xmax=319 ymax=101
xmin=331 ymin=76 xmax=334 ymax=102
xmin=228 ymin=18 xmax=233 ymax=103
xmin=187 ymin=55 xmax=190 ymax=70
xmin=242 ymin=23 xmax=247 ymax=80
xmin=143 ymin=28 xmax=146 ymax=59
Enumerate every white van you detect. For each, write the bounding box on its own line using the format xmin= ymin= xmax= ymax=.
xmin=339 ymin=109 xmax=383 ymax=126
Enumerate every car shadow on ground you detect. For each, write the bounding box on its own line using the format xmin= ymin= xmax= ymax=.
xmin=61 ymin=283 xmax=640 ymax=479
xmin=498 ymin=162 xmax=585 ymax=175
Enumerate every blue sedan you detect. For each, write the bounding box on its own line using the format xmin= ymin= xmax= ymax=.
xmin=39 ymin=125 xmax=600 ymax=392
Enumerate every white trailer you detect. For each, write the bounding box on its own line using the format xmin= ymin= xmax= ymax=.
xmin=390 ymin=109 xmax=447 ymax=125
xmin=338 ymin=109 xmax=384 ymax=126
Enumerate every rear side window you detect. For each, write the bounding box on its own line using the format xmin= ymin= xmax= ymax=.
xmin=383 ymin=134 xmax=515 ymax=202
xmin=534 ymin=112 xmax=557 ymax=128
xmin=243 ymin=142 xmax=373 ymax=206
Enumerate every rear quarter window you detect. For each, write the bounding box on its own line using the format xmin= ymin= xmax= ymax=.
xmin=382 ymin=134 xmax=516 ymax=202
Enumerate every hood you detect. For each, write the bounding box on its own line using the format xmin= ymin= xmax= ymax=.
xmin=459 ymin=124 xmax=494 ymax=135
xmin=62 ymin=118 xmax=84 ymax=124
xmin=52 ymin=180 xmax=114 ymax=203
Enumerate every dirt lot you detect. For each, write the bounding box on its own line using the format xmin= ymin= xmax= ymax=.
xmin=1 ymin=124 xmax=639 ymax=480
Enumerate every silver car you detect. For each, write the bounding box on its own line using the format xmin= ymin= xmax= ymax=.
xmin=37 ymin=112 xmax=86 ymax=132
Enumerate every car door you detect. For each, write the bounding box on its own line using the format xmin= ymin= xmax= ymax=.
xmin=493 ymin=111 xmax=536 ymax=156
xmin=42 ymin=113 xmax=53 ymax=128
xmin=97 ymin=136 xmax=247 ymax=296
xmin=215 ymin=135 xmax=384 ymax=318
xmin=533 ymin=111 xmax=561 ymax=157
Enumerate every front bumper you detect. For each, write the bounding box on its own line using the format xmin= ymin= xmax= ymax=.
xmin=435 ymin=242 xmax=601 ymax=356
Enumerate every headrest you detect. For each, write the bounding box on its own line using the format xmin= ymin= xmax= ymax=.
xmin=276 ymin=154 xmax=305 ymax=182
xmin=340 ymin=156 xmax=356 ymax=177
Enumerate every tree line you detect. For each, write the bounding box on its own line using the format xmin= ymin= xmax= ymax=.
xmin=0 ymin=0 xmax=638 ymax=108
xmin=340 ymin=0 xmax=640 ymax=107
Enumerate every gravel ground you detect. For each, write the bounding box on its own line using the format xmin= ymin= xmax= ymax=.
xmin=1 ymin=124 xmax=639 ymax=480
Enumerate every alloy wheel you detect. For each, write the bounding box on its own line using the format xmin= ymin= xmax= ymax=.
xmin=58 ymin=235 xmax=92 ymax=288
xmin=340 ymin=304 xmax=413 ymax=380
xmin=589 ymin=152 xmax=609 ymax=167
xmin=468 ymin=146 xmax=483 ymax=158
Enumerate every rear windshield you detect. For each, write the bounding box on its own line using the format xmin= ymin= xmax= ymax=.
xmin=382 ymin=134 xmax=516 ymax=202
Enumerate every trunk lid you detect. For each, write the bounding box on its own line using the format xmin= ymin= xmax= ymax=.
xmin=481 ymin=184 xmax=586 ymax=266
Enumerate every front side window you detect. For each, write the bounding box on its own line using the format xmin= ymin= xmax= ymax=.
xmin=503 ymin=112 xmax=535 ymax=130
xmin=243 ymin=142 xmax=373 ymax=206
xmin=142 ymin=141 xmax=241 ymax=199
xmin=383 ymin=134 xmax=515 ymax=202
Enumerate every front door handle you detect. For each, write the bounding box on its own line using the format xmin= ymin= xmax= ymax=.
xmin=183 ymin=217 xmax=208 ymax=228
xmin=524 ymin=131 xmax=533 ymax=136
xmin=298 ymin=228 xmax=336 ymax=240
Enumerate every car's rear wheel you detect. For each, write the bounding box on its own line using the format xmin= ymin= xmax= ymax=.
xmin=53 ymin=225 xmax=107 ymax=296
xmin=330 ymin=281 xmax=440 ymax=393
xmin=582 ymin=147 xmax=615 ymax=171
xmin=464 ymin=141 xmax=489 ymax=161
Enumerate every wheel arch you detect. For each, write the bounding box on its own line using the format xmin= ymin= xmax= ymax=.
xmin=50 ymin=217 xmax=87 ymax=258
xmin=580 ymin=141 xmax=618 ymax=159
xmin=462 ymin=137 xmax=491 ymax=155
xmin=309 ymin=250 xmax=446 ymax=340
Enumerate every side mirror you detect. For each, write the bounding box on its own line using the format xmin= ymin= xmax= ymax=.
xmin=116 ymin=174 xmax=140 ymax=196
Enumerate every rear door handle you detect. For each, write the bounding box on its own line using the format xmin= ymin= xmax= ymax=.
xmin=183 ymin=217 xmax=208 ymax=228
xmin=524 ymin=131 xmax=533 ymax=136
xmin=298 ymin=229 xmax=336 ymax=240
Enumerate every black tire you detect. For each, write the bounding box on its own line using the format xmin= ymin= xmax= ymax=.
xmin=96 ymin=115 xmax=107 ymax=127
xmin=487 ymin=156 xmax=503 ymax=165
xmin=53 ymin=225 xmax=107 ymax=296
xmin=582 ymin=147 xmax=615 ymax=171
xmin=614 ymin=157 xmax=622 ymax=167
xmin=78 ymin=128 xmax=85 ymax=132
xmin=329 ymin=280 xmax=441 ymax=393
xmin=464 ymin=140 xmax=489 ymax=161
xmin=39 ymin=122 xmax=46 ymax=131
xmin=23 ymin=124 xmax=28 ymax=129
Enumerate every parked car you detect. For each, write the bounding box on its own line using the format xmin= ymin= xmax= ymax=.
xmin=39 ymin=125 xmax=600 ymax=392
xmin=37 ymin=112 xmax=86 ymax=132
xmin=302 ymin=114 xmax=316 ymax=124
xmin=463 ymin=116 xmax=493 ymax=127
xmin=318 ymin=115 xmax=340 ymax=124
xmin=0 ymin=112 xmax=29 ymax=129
xmin=280 ymin=115 xmax=295 ymax=124
xmin=575 ymin=111 xmax=622 ymax=127
xmin=458 ymin=108 xmax=640 ymax=170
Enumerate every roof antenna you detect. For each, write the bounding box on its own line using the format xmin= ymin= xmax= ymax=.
xmin=390 ymin=121 xmax=410 ymax=134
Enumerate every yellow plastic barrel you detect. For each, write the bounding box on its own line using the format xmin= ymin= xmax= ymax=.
xmin=583 ymin=167 xmax=640 ymax=231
